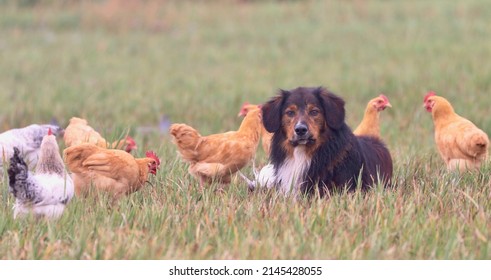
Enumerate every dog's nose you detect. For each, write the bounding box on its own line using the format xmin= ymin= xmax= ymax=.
xmin=294 ymin=123 xmax=308 ymax=136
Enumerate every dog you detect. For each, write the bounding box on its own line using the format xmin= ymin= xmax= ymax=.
xmin=261 ymin=86 xmax=393 ymax=196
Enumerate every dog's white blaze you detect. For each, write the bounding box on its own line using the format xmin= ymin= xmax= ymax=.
xmin=275 ymin=146 xmax=311 ymax=195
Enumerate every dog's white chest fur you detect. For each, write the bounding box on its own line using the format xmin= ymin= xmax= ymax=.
xmin=275 ymin=147 xmax=311 ymax=195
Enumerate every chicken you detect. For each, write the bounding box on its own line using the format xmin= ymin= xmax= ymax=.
xmin=424 ymin=91 xmax=489 ymax=171
xmin=8 ymin=129 xmax=74 ymax=219
xmin=238 ymin=102 xmax=273 ymax=155
xmin=237 ymin=103 xmax=277 ymax=190
xmin=64 ymin=117 xmax=137 ymax=153
xmin=170 ymin=106 xmax=262 ymax=187
xmin=353 ymin=94 xmax=392 ymax=138
xmin=0 ymin=124 xmax=63 ymax=173
xmin=63 ymin=143 xmax=160 ymax=199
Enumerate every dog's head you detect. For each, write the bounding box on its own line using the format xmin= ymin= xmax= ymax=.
xmin=262 ymin=87 xmax=345 ymax=152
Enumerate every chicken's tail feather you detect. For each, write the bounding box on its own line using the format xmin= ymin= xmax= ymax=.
xmin=470 ymin=132 xmax=489 ymax=155
xmin=7 ymin=147 xmax=34 ymax=202
xmin=169 ymin=124 xmax=201 ymax=161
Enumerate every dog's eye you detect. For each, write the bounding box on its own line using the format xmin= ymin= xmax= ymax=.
xmin=309 ymin=109 xmax=320 ymax=116
xmin=285 ymin=110 xmax=295 ymax=117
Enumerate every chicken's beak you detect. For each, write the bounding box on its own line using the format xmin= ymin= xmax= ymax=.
xmin=385 ymin=102 xmax=392 ymax=109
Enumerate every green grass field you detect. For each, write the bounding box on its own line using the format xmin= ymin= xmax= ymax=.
xmin=1 ymin=0 xmax=491 ymax=259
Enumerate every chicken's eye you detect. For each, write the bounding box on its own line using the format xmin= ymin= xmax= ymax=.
xmin=285 ymin=110 xmax=295 ymax=117
xmin=309 ymin=109 xmax=320 ymax=116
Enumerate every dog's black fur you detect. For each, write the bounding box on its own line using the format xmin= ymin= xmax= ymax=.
xmin=262 ymin=86 xmax=393 ymax=196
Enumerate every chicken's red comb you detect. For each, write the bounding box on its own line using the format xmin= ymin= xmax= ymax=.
xmin=145 ymin=151 xmax=160 ymax=166
xmin=126 ymin=135 xmax=136 ymax=145
xmin=379 ymin=94 xmax=389 ymax=103
xmin=238 ymin=102 xmax=252 ymax=117
xmin=48 ymin=128 xmax=52 ymax=136
xmin=424 ymin=91 xmax=436 ymax=102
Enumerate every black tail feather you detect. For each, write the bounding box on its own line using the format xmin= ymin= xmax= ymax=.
xmin=7 ymin=147 xmax=33 ymax=201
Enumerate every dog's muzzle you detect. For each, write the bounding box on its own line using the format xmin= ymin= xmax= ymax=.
xmin=291 ymin=122 xmax=314 ymax=146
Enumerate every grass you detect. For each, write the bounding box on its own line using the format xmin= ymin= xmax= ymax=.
xmin=0 ymin=0 xmax=491 ymax=259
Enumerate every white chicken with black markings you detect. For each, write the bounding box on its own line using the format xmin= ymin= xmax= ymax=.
xmin=8 ymin=129 xmax=74 ymax=219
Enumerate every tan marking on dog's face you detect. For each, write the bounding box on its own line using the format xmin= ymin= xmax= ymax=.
xmin=304 ymin=104 xmax=325 ymax=141
xmin=282 ymin=104 xmax=299 ymax=143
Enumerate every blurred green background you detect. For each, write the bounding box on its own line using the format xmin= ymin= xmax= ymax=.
xmin=1 ymin=0 xmax=490 ymax=154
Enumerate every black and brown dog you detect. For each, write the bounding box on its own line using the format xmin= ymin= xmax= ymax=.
xmin=261 ymin=86 xmax=393 ymax=196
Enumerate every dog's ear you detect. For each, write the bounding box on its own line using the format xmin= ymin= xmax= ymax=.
xmin=316 ymin=87 xmax=345 ymax=130
xmin=262 ymin=90 xmax=289 ymax=133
